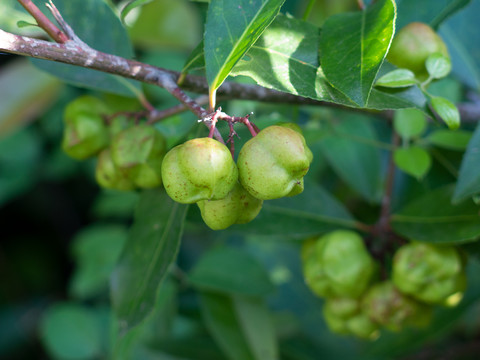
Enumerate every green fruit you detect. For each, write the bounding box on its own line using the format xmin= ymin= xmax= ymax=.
xmin=392 ymin=242 xmax=466 ymax=305
xmin=387 ymin=22 xmax=449 ymax=80
xmin=110 ymin=125 xmax=166 ymax=188
xmin=197 ymin=182 xmax=263 ymax=230
xmin=95 ymin=149 xmax=135 ymax=191
xmin=162 ymin=137 xmax=238 ymax=204
xmin=302 ymin=230 xmax=377 ymax=298
xmin=237 ymin=125 xmax=313 ymax=200
xmin=362 ymin=281 xmax=432 ymax=332
xmin=61 ymin=96 xmax=110 ymax=160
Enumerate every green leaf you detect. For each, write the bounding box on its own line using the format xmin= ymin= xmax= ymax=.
xmin=375 ymin=69 xmax=417 ymax=88
xmin=394 ymin=146 xmax=432 ymax=179
xmin=453 ymin=124 xmax=480 ymax=202
xmin=16 ymin=20 xmax=37 ymax=28
xmin=439 ymin=1 xmax=480 ymax=90
xmin=426 ymin=129 xmax=472 ymax=150
xmin=430 ymin=96 xmax=460 ymax=129
xmin=111 ymin=189 xmax=188 ymax=332
xmin=199 ymin=292 xmax=278 ymax=360
xmin=204 ymin=0 xmax=285 ymax=92
xmin=394 ymin=108 xmax=427 ymax=139
xmin=70 ymin=224 xmax=127 ymax=299
xmin=0 ymin=0 xmax=44 ymax=37
xmin=31 ymin=0 xmax=140 ymax=97
xmin=40 ymin=303 xmax=102 ymax=360
xmin=230 ymin=181 xmax=358 ymax=238
xmin=182 ymin=41 xmax=205 ymax=74
xmin=120 ymin=0 xmax=154 ymax=24
xmin=391 ymin=185 xmax=480 ymax=244
xmin=319 ymin=0 xmax=396 ymax=106
xmin=319 ymin=116 xmax=383 ymax=202
xmin=189 ymin=247 xmax=275 ymax=296
xmin=426 ymin=53 xmax=452 ymax=79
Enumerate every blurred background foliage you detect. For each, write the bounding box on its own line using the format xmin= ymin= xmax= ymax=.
xmin=1 ymin=0 xmax=480 ymax=359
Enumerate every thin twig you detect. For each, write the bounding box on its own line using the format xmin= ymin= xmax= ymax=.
xmin=302 ymin=0 xmax=317 ymax=21
xmin=17 ymin=0 xmax=69 ymax=43
xmin=146 ymin=95 xmax=209 ymax=124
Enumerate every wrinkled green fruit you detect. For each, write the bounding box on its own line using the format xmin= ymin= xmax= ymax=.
xmin=197 ymin=182 xmax=263 ymax=230
xmin=362 ymin=281 xmax=432 ymax=332
xmin=110 ymin=125 xmax=166 ymax=188
xmin=61 ymin=96 xmax=110 ymax=160
xmin=302 ymin=230 xmax=377 ymax=298
xmin=387 ymin=22 xmax=449 ymax=80
xmin=162 ymin=137 xmax=238 ymax=204
xmin=392 ymin=242 xmax=466 ymax=305
xmin=95 ymin=149 xmax=135 ymax=191
xmin=237 ymin=125 xmax=313 ymax=200
xmin=322 ymin=297 xmax=379 ymax=340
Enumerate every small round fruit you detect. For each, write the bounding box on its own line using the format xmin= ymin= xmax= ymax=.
xmin=237 ymin=125 xmax=313 ymax=200
xmin=392 ymin=242 xmax=466 ymax=305
xmin=95 ymin=149 xmax=135 ymax=191
xmin=161 ymin=137 xmax=238 ymax=204
xmin=302 ymin=230 xmax=377 ymax=298
xmin=387 ymin=22 xmax=449 ymax=80
xmin=197 ymin=182 xmax=263 ymax=230
xmin=61 ymin=96 xmax=110 ymax=160
xmin=110 ymin=125 xmax=166 ymax=188
xmin=362 ymin=281 xmax=432 ymax=332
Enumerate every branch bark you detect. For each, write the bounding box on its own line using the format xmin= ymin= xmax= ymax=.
xmin=1 ymin=28 xmax=479 ymax=122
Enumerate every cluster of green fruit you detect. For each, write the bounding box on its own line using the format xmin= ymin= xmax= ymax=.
xmin=161 ymin=123 xmax=313 ymax=230
xmin=302 ymin=230 xmax=467 ymax=340
xmin=61 ymin=97 xmax=313 ymax=230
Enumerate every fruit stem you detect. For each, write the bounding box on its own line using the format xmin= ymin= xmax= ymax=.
xmin=302 ymin=0 xmax=316 ymax=20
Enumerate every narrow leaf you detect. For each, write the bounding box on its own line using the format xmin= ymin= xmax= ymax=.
xmin=427 ymin=129 xmax=472 ymax=151
xmin=200 ymin=292 xmax=278 ymax=360
xmin=375 ymin=69 xmax=417 ymax=88
xmin=319 ymin=0 xmax=396 ymax=106
xmin=392 ymin=185 xmax=480 ymax=244
xmin=204 ymin=0 xmax=285 ymax=91
xmin=110 ymin=189 xmax=188 ymax=332
xmin=430 ymin=96 xmax=460 ymax=129
xmin=16 ymin=20 xmax=38 ymax=28
xmin=453 ymin=124 xmax=480 ymax=202
xmin=120 ymin=0 xmax=154 ymax=24
xmin=394 ymin=146 xmax=432 ymax=179
xmin=189 ymin=247 xmax=275 ymax=296
xmin=426 ymin=53 xmax=452 ymax=79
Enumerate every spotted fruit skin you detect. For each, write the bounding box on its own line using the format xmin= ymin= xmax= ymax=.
xmin=302 ymin=230 xmax=377 ymax=298
xmin=392 ymin=242 xmax=466 ymax=305
xmin=387 ymin=22 xmax=449 ymax=80
xmin=95 ymin=149 xmax=135 ymax=191
xmin=61 ymin=96 xmax=110 ymax=160
xmin=237 ymin=125 xmax=313 ymax=200
xmin=110 ymin=125 xmax=166 ymax=188
xmin=362 ymin=281 xmax=432 ymax=332
xmin=161 ymin=137 xmax=238 ymax=204
xmin=197 ymin=182 xmax=263 ymax=230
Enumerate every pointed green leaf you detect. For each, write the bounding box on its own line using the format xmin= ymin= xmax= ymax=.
xmin=453 ymin=124 xmax=480 ymax=202
xmin=375 ymin=69 xmax=417 ymax=88
xmin=394 ymin=146 xmax=432 ymax=179
xmin=120 ymin=0 xmax=154 ymax=24
xmin=394 ymin=108 xmax=427 ymax=139
xmin=110 ymin=189 xmax=188 ymax=332
xmin=205 ymin=0 xmax=285 ymax=91
xmin=430 ymin=96 xmax=460 ymax=129
xmin=200 ymin=292 xmax=278 ymax=360
xmin=427 ymin=129 xmax=472 ymax=151
xmin=319 ymin=116 xmax=383 ymax=202
xmin=426 ymin=53 xmax=452 ymax=79
xmin=31 ymin=0 xmax=140 ymax=97
xmin=319 ymin=0 xmax=396 ymax=106
xmin=392 ymin=185 xmax=480 ymax=244
xmin=189 ymin=247 xmax=275 ymax=296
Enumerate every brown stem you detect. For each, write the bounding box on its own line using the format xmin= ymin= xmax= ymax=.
xmin=357 ymin=0 xmax=366 ymax=10
xmin=146 ymin=95 xmax=209 ymax=124
xmin=17 ymin=0 xmax=69 ymax=43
